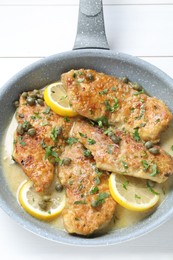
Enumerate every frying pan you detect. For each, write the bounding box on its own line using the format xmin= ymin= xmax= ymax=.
xmin=0 ymin=0 xmax=173 ymax=246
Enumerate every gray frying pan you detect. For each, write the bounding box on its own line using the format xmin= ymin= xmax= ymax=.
xmin=0 ymin=0 xmax=173 ymax=246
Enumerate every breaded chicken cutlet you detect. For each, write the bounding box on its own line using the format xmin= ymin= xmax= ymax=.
xmin=13 ymin=90 xmax=75 ymax=192
xmin=71 ymin=120 xmax=173 ymax=183
xmin=58 ymin=143 xmax=117 ymax=235
xmin=61 ymin=69 xmax=173 ymax=143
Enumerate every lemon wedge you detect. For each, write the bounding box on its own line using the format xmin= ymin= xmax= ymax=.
xmin=109 ymin=173 xmax=160 ymax=211
xmin=44 ymin=82 xmax=78 ymax=117
xmin=18 ymin=181 xmax=66 ymax=221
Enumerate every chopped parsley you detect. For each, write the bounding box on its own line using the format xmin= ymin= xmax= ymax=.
xmin=133 ymin=89 xmax=145 ymax=95
xmin=150 ymin=164 xmax=160 ymax=177
xmin=141 ymin=160 xmax=150 ymax=171
xmin=112 ymin=86 xmax=116 ymax=91
xmin=74 ymin=200 xmax=87 ymax=205
xmin=50 ymin=127 xmax=59 ymax=142
xmin=133 ymin=128 xmax=140 ymax=142
xmin=122 ymin=161 xmax=128 ymax=169
xmin=83 ymin=149 xmax=92 ymax=158
xmin=60 ymin=95 xmax=67 ymax=100
xmin=43 ymin=106 xmax=50 ymax=114
xmin=104 ymin=98 xmax=119 ymax=113
xmin=64 ymin=116 xmax=70 ymax=122
xmin=18 ymin=136 xmax=26 ymax=146
xmin=99 ymin=88 xmax=108 ymax=95
xmin=87 ymin=138 xmax=96 ymax=145
xmin=123 ymin=179 xmax=129 ymax=190
xmin=135 ymin=194 xmax=141 ymax=199
xmin=91 ymin=192 xmax=109 ymax=208
xmin=96 ymin=116 xmax=109 ymax=127
xmin=146 ymin=180 xmax=159 ymax=195
xmin=171 ymin=145 xmax=173 ymax=151
xmin=41 ymin=139 xmax=47 ymax=149
xmin=93 ymin=176 xmax=100 ymax=185
xmin=45 ymin=146 xmax=60 ymax=163
xmin=79 ymin=132 xmax=87 ymax=138
xmin=66 ymin=137 xmax=78 ymax=145
xmin=90 ymin=186 xmax=99 ymax=194
xmin=107 ymin=144 xmax=114 ymax=154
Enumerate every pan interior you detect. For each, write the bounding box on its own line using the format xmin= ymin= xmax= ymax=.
xmin=1 ymin=49 xmax=173 ymax=246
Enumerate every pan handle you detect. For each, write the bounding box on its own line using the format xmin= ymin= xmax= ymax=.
xmin=73 ymin=0 xmax=109 ymax=50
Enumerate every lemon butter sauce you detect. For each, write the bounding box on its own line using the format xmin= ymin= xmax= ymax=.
xmin=2 ymin=114 xmax=173 ymax=232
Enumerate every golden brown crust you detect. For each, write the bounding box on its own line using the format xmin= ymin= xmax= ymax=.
xmin=71 ymin=120 xmax=173 ymax=183
xmin=58 ymin=143 xmax=116 ymax=235
xmin=13 ymin=93 xmax=75 ymax=192
xmin=62 ymin=69 xmax=173 ymax=143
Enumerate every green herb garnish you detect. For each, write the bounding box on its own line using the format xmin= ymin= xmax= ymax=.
xmin=146 ymin=180 xmax=159 ymax=195
xmin=41 ymin=139 xmax=47 ymax=149
xmin=83 ymin=149 xmax=92 ymax=158
xmin=43 ymin=106 xmax=50 ymax=114
xmin=99 ymin=88 xmax=108 ymax=95
xmin=133 ymin=128 xmax=140 ymax=142
xmin=133 ymin=89 xmax=145 ymax=95
xmin=91 ymin=192 xmax=109 ymax=208
xmin=96 ymin=116 xmax=109 ymax=127
xmin=18 ymin=136 xmax=26 ymax=146
xmin=90 ymin=186 xmax=99 ymax=194
xmin=150 ymin=164 xmax=160 ymax=177
xmin=74 ymin=200 xmax=87 ymax=205
xmin=64 ymin=116 xmax=70 ymax=122
xmin=66 ymin=137 xmax=78 ymax=145
xmin=142 ymin=160 xmax=150 ymax=171
xmin=135 ymin=194 xmax=141 ymax=199
xmin=87 ymin=138 xmax=96 ymax=145
xmin=79 ymin=132 xmax=87 ymax=138
xmin=122 ymin=161 xmax=128 ymax=169
xmin=123 ymin=180 xmax=129 ymax=190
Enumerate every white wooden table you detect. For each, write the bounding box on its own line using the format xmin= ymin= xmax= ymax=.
xmin=1 ymin=1 xmax=173 ymax=259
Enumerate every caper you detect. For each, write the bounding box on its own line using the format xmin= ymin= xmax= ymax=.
xmin=121 ymin=77 xmax=129 ymax=83
xmin=14 ymin=101 xmax=19 ymax=108
xmin=110 ymin=134 xmax=121 ymax=144
xmin=36 ymin=93 xmax=44 ymax=100
xmin=27 ymin=96 xmax=36 ymax=106
xmin=145 ymin=141 xmax=153 ymax=149
xmin=55 ymin=183 xmax=63 ymax=192
xmin=27 ymin=128 xmax=36 ymax=136
xmin=43 ymin=195 xmax=51 ymax=202
xmin=132 ymin=82 xmax=143 ymax=91
xmin=38 ymin=200 xmax=47 ymax=211
xmin=63 ymin=157 xmax=72 ymax=166
xmin=86 ymin=73 xmax=94 ymax=82
xmin=22 ymin=122 xmax=31 ymax=131
xmin=18 ymin=113 xmax=24 ymax=118
xmin=147 ymin=180 xmax=155 ymax=188
xmin=37 ymin=99 xmax=44 ymax=106
xmin=107 ymin=131 xmax=114 ymax=137
xmin=21 ymin=92 xmax=28 ymax=99
xmin=17 ymin=124 xmax=24 ymax=135
xmin=56 ymin=126 xmax=62 ymax=136
xmin=33 ymin=89 xmax=40 ymax=95
xmin=91 ymin=200 xmax=98 ymax=208
xmin=149 ymin=147 xmax=160 ymax=155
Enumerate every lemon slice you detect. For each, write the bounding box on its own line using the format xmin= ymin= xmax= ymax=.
xmin=109 ymin=173 xmax=160 ymax=211
xmin=44 ymin=82 xmax=78 ymax=117
xmin=18 ymin=181 xmax=66 ymax=221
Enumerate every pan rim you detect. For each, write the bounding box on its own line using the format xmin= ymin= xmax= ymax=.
xmin=1 ymin=48 xmax=173 ymax=246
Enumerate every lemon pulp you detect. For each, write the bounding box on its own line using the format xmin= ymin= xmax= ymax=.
xmin=109 ymin=173 xmax=160 ymax=211
xmin=44 ymin=82 xmax=78 ymax=117
xmin=18 ymin=180 xmax=66 ymax=221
